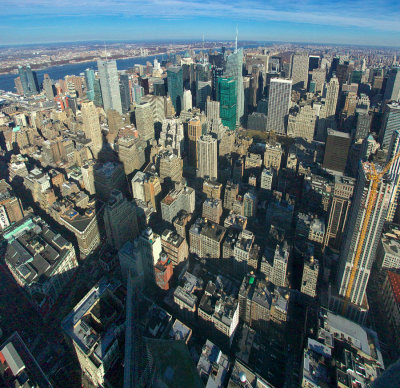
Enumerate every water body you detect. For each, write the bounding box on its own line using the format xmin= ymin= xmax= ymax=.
xmin=0 ymin=44 xmax=262 ymax=93
xmin=0 ymin=53 xmax=170 ymax=93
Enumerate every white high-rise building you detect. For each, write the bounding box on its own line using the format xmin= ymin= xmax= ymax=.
xmin=337 ymin=162 xmax=393 ymax=307
xmin=183 ymin=89 xmax=192 ymax=111
xmin=197 ymin=135 xmax=218 ymax=180
xmin=97 ymin=59 xmax=122 ymax=114
xmin=325 ymin=77 xmax=340 ymax=118
xmin=135 ymin=101 xmax=155 ymax=142
xmin=266 ymin=79 xmax=292 ymax=135
xmin=206 ymin=99 xmax=220 ymax=121
xmin=291 ymin=53 xmax=309 ymax=89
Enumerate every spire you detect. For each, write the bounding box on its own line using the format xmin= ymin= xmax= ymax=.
xmin=235 ymin=26 xmax=238 ymax=53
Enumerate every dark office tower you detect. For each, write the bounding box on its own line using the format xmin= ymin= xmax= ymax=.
xmin=384 ymin=68 xmax=400 ymax=101
xmin=335 ymin=62 xmax=351 ymax=87
xmin=140 ymin=77 xmax=150 ymax=95
xmin=322 ymin=129 xmax=351 ymax=173
xmin=324 ymin=176 xmax=356 ymax=249
xmin=84 ymin=68 xmax=95 ymax=101
xmin=42 ymin=74 xmax=55 ymax=100
xmin=329 ymin=57 xmax=340 ymax=79
xmin=308 ymin=55 xmax=320 ymax=71
xmin=352 ymin=107 xmax=372 ymax=141
xmin=119 ymin=73 xmax=131 ymax=114
xmin=196 ymin=81 xmax=211 ymax=112
xmin=196 ymin=63 xmax=210 ymax=83
xmin=167 ymin=66 xmax=183 ymax=115
xmin=379 ymin=102 xmax=400 ymax=150
xmin=351 ymin=70 xmax=362 ymax=85
xmin=18 ymin=65 xmax=39 ymax=96
xmin=97 ymin=59 xmax=122 ymax=114
xmin=218 ymin=77 xmax=237 ymax=131
xmin=93 ymin=78 xmax=103 ymax=107
xmin=153 ymin=79 xmax=166 ymax=96
xmin=209 ymin=52 xmax=224 ymax=68
xmin=211 ymin=67 xmax=224 ymax=100
xmin=182 ymin=63 xmax=191 ymax=89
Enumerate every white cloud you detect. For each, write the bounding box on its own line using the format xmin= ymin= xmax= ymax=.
xmin=3 ymin=0 xmax=400 ymax=33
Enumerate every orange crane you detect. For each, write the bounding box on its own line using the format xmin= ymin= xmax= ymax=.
xmin=342 ymin=152 xmax=400 ymax=315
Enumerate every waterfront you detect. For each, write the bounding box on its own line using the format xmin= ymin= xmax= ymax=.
xmin=0 ymin=53 xmax=168 ymax=93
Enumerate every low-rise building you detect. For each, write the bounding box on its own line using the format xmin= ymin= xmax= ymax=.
xmin=0 ymin=332 xmax=53 ymax=388
xmin=3 ymin=215 xmax=78 ymax=315
xmin=197 ymin=339 xmax=229 ymax=388
xmin=160 ymin=228 xmax=189 ymax=266
xmin=301 ymin=256 xmax=319 ymax=298
xmin=161 ymin=185 xmax=195 ymax=224
xmin=202 ymin=198 xmax=223 ymax=224
xmin=203 ymin=179 xmax=223 ymax=199
xmin=301 ymin=308 xmax=384 ymax=388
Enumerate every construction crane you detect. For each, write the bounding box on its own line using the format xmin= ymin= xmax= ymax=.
xmin=342 ymin=152 xmax=400 ymax=315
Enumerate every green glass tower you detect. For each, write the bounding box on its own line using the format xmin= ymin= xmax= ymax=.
xmin=167 ymin=66 xmax=183 ymax=115
xmin=218 ymin=77 xmax=237 ymax=131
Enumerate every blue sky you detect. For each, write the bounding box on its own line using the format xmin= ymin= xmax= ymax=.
xmin=1 ymin=0 xmax=400 ymax=46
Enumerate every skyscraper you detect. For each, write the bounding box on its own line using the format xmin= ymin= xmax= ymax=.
xmin=290 ymin=53 xmax=309 ymax=89
xmin=81 ymin=101 xmax=102 ymax=157
xmin=135 ymin=102 xmax=155 ymax=143
xmin=93 ymin=78 xmax=103 ymax=107
xmin=188 ymin=117 xmax=202 ymax=167
xmin=84 ymin=68 xmax=95 ymax=101
xmin=266 ymin=78 xmax=292 ymax=135
xmin=197 ymin=135 xmax=218 ymax=180
xmin=119 ymin=73 xmax=131 ymax=113
xmin=18 ymin=65 xmax=39 ymax=96
xmin=104 ymin=190 xmax=139 ymax=249
xmin=322 ymin=130 xmax=351 ymax=173
xmin=42 ymin=74 xmax=55 ymax=100
xmin=337 ymin=162 xmax=393 ymax=308
xmin=167 ymin=66 xmax=183 ymax=114
xmin=384 ymin=67 xmax=400 ymax=101
xmin=386 ymin=129 xmax=400 ymax=222
xmin=224 ymin=49 xmax=244 ymax=125
xmin=379 ymin=102 xmax=400 ymax=150
xmin=218 ymin=77 xmax=237 ymax=130
xmin=325 ymin=77 xmax=340 ymax=118
xmin=183 ymin=89 xmax=192 ymax=111
xmin=97 ymin=59 xmax=122 ymax=114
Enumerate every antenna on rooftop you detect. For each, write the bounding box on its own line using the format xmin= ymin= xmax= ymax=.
xmin=235 ymin=25 xmax=238 ymax=53
xmin=104 ymin=41 xmax=108 ymax=60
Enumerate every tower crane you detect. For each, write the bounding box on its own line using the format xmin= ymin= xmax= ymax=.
xmin=342 ymin=152 xmax=400 ymax=315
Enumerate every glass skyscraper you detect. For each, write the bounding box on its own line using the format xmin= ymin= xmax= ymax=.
xmin=97 ymin=59 xmax=123 ymax=114
xmin=18 ymin=65 xmax=39 ymax=96
xmin=224 ymin=48 xmax=244 ymax=125
xmin=84 ymin=69 xmax=95 ymax=101
xmin=218 ymin=77 xmax=237 ymax=131
xmin=167 ymin=66 xmax=183 ymax=115
xmin=93 ymin=78 xmax=103 ymax=107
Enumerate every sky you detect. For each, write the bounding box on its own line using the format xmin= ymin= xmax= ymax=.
xmin=1 ymin=0 xmax=400 ymax=46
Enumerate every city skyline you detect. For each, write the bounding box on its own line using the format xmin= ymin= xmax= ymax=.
xmin=1 ymin=0 xmax=400 ymax=46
